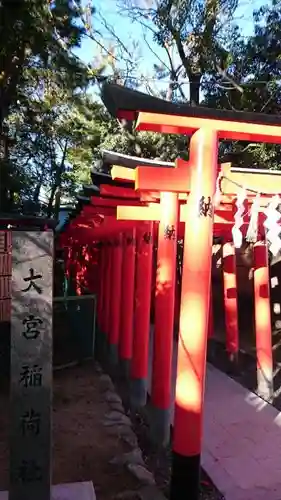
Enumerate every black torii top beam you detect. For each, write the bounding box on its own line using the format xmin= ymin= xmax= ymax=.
xmin=101 ymin=82 xmax=281 ymax=126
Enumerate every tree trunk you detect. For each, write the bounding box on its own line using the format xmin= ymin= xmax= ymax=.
xmin=33 ymin=169 xmax=45 ymax=204
xmin=166 ymin=83 xmax=174 ymax=101
xmin=54 ymin=188 xmax=61 ymax=220
xmin=170 ymin=30 xmax=202 ymax=106
xmin=0 ymin=128 xmax=11 ymax=212
xmin=47 ymin=179 xmax=57 ymax=218
xmin=189 ymin=74 xmax=201 ymax=106
xmin=47 ymin=140 xmax=68 ymax=218
xmin=0 ymin=44 xmax=26 ymax=132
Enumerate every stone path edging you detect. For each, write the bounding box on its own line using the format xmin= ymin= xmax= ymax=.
xmin=96 ymin=364 xmax=166 ymax=500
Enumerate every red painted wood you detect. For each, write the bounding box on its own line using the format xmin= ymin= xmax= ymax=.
xmin=208 ymin=287 xmax=214 ymax=339
xmin=135 ymin=159 xmax=190 ymax=193
xmin=0 ymin=299 xmax=10 ymax=322
xmin=100 ymin=184 xmax=140 ymax=199
xmin=253 ymin=242 xmax=273 ymax=389
xmin=103 ymin=243 xmax=113 ymax=336
xmin=173 ymin=128 xmax=218 ymax=457
xmin=108 ymin=234 xmax=123 ymax=349
xmin=222 ymin=242 xmax=239 ymax=358
xmin=119 ymin=229 xmax=136 ymax=362
xmin=131 ymin=223 xmax=153 ymax=381
xmin=91 ymin=196 xmax=147 ymax=207
xmin=136 ymin=111 xmax=281 ymax=143
xmin=151 ymin=192 xmax=179 ymax=410
xmin=97 ymin=246 xmax=105 ymax=328
xmin=83 ymin=205 xmax=116 ymax=216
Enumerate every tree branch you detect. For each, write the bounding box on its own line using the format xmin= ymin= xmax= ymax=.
xmin=143 ymin=33 xmax=170 ymax=73
xmin=216 ymin=65 xmax=244 ymax=93
xmin=98 ymin=11 xmax=133 ymax=60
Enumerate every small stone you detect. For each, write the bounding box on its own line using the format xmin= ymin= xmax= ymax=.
xmin=105 ymin=425 xmax=137 ymax=443
xmin=109 ymin=448 xmax=144 ymax=467
xmin=105 ymin=391 xmax=122 ymax=404
xmin=95 ymin=362 xmax=103 ymax=374
xmin=128 ymin=464 xmax=156 ymax=486
xmin=105 ymin=410 xmax=128 ymax=421
xmin=103 ymin=413 xmax=132 ymax=427
xmin=105 ymin=424 xmax=130 ymax=436
xmin=100 ymin=374 xmax=111 ymax=383
xmin=138 ymin=485 xmax=167 ymax=500
xmin=121 ymin=431 xmax=138 ymax=448
xmin=114 ymin=487 xmax=166 ymax=500
xmin=99 ymin=374 xmax=114 ymax=391
xmin=114 ymin=491 xmax=140 ymax=500
xmin=108 ymin=402 xmax=124 ymax=413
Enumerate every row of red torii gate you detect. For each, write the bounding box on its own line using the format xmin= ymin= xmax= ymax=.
xmin=59 ymin=82 xmax=281 ymax=500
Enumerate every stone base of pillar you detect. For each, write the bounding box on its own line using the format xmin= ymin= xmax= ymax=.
xmin=1 ymin=481 xmax=96 ymax=500
xmin=257 ymin=367 xmax=274 ymax=402
xmin=149 ymin=404 xmax=171 ymax=448
xmin=170 ymin=452 xmax=200 ymax=500
xmin=107 ymin=343 xmax=119 ymax=378
xmin=119 ymin=358 xmax=131 ymax=381
xmin=130 ymin=377 xmax=147 ymax=409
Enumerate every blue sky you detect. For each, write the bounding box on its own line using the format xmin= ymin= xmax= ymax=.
xmin=74 ymin=0 xmax=266 ymax=98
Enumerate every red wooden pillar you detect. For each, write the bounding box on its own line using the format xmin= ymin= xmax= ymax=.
xmin=119 ymin=228 xmax=136 ymax=378
xmin=69 ymin=240 xmax=78 ymax=295
xmin=174 ymin=272 xmax=181 ymax=331
xmin=103 ymin=241 xmax=112 ymax=339
xmin=170 ymin=129 xmax=218 ymax=500
xmin=64 ymin=244 xmax=71 ymax=289
xmin=95 ymin=242 xmax=104 ymax=361
xmin=151 ymin=192 xmax=179 ymax=446
xmin=131 ymin=222 xmax=153 ymax=408
xmin=86 ymin=244 xmax=99 ymax=295
xmin=108 ymin=233 xmax=123 ymax=368
xmin=253 ymin=241 xmax=273 ymax=400
xmin=99 ymin=243 xmax=107 ymax=333
xmin=208 ymin=286 xmax=214 ymax=339
xmin=75 ymin=244 xmax=83 ymax=296
xmin=222 ymin=241 xmax=239 ymax=361
xmin=97 ymin=243 xmax=106 ymax=328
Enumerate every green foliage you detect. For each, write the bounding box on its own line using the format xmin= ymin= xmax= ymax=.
xmin=120 ymin=0 xmax=240 ymax=103
xmin=203 ymin=0 xmax=281 ymax=169
xmin=0 ymin=0 xmax=90 ymax=127
xmin=2 ymin=0 xmax=281 ymax=217
xmin=0 ymin=0 xmax=97 ymax=213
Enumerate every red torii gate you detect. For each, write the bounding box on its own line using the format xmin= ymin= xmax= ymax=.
xmin=98 ymin=83 xmax=281 ymax=499
xmin=132 ymin=109 xmax=281 ymax=500
xmin=60 ymin=145 xmax=281 ymax=500
xmin=109 ymin=158 xmax=278 ymax=448
xmin=88 ymin=196 xmax=153 ymax=377
xmin=61 ymin=197 xmax=155 ymax=386
xmin=112 ymin=161 xmax=276 ymax=373
xmin=112 ymin=160 xmax=233 ymax=448
xmin=69 ymin=163 xmax=275 ymax=432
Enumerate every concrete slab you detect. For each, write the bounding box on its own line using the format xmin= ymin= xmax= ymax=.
xmin=0 ymin=481 xmax=96 ymax=500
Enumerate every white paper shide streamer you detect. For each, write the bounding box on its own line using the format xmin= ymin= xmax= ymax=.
xmin=213 ymin=171 xmax=223 ymax=208
xmin=246 ymin=193 xmax=260 ymax=243
xmin=232 ymin=189 xmax=247 ymax=248
xmin=264 ymin=195 xmax=281 ymax=256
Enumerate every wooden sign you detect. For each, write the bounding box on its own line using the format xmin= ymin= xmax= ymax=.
xmin=10 ymin=231 xmax=53 ymax=500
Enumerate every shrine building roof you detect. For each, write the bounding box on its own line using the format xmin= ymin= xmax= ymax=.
xmin=0 ymin=214 xmax=56 ymax=231
xmin=100 ymin=149 xmax=174 ymax=169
